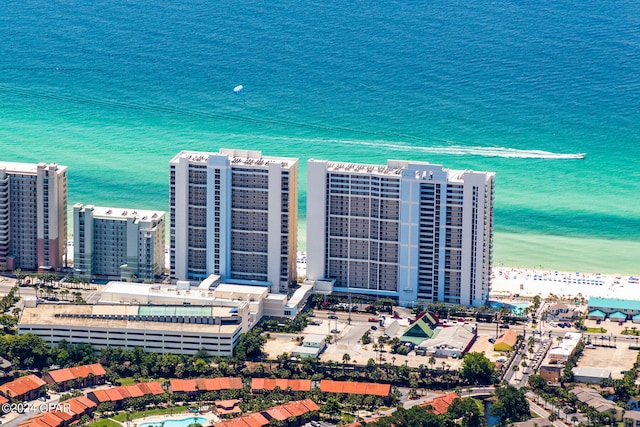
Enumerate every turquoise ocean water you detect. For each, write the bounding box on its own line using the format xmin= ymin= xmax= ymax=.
xmin=0 ymin=0 xmax=638 ymax=274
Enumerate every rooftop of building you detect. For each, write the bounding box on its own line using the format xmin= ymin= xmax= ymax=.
xmin=45 ymin=363 xmax=106 ymax=383
xmin=0 ymin=161 xmax=67 ymax=174
xmin=320 ymin=160 xmax=405 ymax=176
xmin=419 ymin=324 xmax=475 ymax=352
xmin=19 ymin=304 xmax=241 ymax=334
xmin=588 ymin=297 xmax=640 ymax=311
xmin=0 ymin=374 xmax=46 ymax=397
xmin=319 ymin=380 xmax=390 ymax=397
xmin=251 ymin=378 xmax=312 ymax=392
xmin=73 ymin=204 xmax=165 ymax=221
xmin=101 ymin=281 xmax=261 ymax=308
xmin=88 ymin=382 xmax=164 ymax=403
xmin=494 ymin=329 xmax=519 ymax=349
xmin=420 ymin=392 xmax=459 ymax=415
xmin=286 ymin=284 xmax=313 ymax=308
xmin=170 ymin=377 xmax=243 ymax=392
xmin=213 ymin=283 xmax=270 ymax=300
xmin=572 ymin=367 xmax=611 ymax=379
xmin=171 ymin=149 xmax=298 ymax=168
xmin=303 ymin=334 xmax=327 ymax=345
xmin=311 ymin=158 xmax=493 ymax=182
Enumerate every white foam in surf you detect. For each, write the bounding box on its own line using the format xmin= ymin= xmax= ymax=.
xmin=340 ymin=140 xmax=585 ymax=159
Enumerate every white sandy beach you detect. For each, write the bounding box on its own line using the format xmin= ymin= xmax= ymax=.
xmin=490 ymin=267 xmax=640 ymax=300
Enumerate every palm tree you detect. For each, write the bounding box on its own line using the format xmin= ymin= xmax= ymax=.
xmin=512 ymin=364 xmax=520 ymax=379
xmin=342 ymin=353 xmax=351 ymax=365
xmin=428 ymin=356 xmax=436 ymax=371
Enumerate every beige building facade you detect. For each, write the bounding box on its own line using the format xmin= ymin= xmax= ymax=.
xmin=170 ymin=149 xmax=298 ymax=293
xmin=73 ymin=204 xmax=165 ymax=280
xmin=307 ymin=159 xmax=494 ymax=307
xmin=0 ymin=162 xmax=67 ymax=271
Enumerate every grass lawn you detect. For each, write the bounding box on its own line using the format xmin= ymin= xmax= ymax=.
xmin=586 ymin=327 xmax=607 ymax=333
xmin=116 ymin=377 xmax=137 ymax=386
xmin=87 ymin=419 xmax=122 ymax=427
xmin=116 ymin=377 xmax=167 ymax=386
xmin=340 ymin=412 xmax=356 ymax=423
xmin=112 ymin=406 xmax=189 ymax=422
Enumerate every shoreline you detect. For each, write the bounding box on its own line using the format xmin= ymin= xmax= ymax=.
xmin=75 ymin=243 xmax=640 ymax=302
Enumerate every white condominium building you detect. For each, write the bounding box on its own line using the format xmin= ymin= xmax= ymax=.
xmin=307 ymin=159 xmax=494 ymax=307
xmin=170 ymin=149 xmax=298 ymax=292
xmin=73 ymin=204 xmax=166 ymax=280
xmin=0 ymin=162 xmax=68 ymax=272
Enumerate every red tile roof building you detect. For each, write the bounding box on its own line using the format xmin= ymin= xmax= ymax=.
xmin=0 ymin=374 xmax=47 ymax=401
xmin=86 ymin=381 xmax=164 ymax=408
xmin=169 ymin=377 xmax=243 ymax=393
xmin=342 ymin=417 xmax=382 ymax=427
xmin=42 ymin=363 xmax=107 ymax=391
xmin=420 ymin=392 xmax=459 ymax=415
xmin=18 ymin=396 xmax=97 ymax=427
xmin=319 ymin=380 xmax=391 ymax=397
xmin=214 ymin=399 xmax=319 ymax=427
xmin=215 ymin=399 xmax=241 ymax=416
xmin=250 ymin=378 xmax=312 ymax=392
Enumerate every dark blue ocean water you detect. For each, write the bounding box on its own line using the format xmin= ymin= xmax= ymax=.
xmin=0 ymin=0 xmax=639 ymax=272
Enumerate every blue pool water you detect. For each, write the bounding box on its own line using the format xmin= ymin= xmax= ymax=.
xmin=489 ymin=301 xmax=530 ymax=315
xmin=139 ymin=417 xmax=207 ymax=427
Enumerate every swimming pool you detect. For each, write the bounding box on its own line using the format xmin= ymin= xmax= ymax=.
xmin=139 ymin=417 xmax=208 ymax=427
xmin=489 ymin=301 xmax=530 ymax=315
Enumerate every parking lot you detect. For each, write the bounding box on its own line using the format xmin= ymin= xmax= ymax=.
xmin=578 ymin=344 xmax=637 ymax=380
xmin=260 ymin=310 xmax=469 ymax=370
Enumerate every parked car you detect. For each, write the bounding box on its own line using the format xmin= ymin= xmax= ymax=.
xmin=370 ymin=325 xmax=377 ymax=330
xmin=368 ymin=317 xmax=378 ymax=322
xmin=499 ymin=324 xmax=510 ymax=329
xmin=328 ymin=315 xmax=338 ymax=319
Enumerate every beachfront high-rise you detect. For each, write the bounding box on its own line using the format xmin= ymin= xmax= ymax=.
xmin=170 ymin=149 xmax=298 ymax=292
xmin=307 ymin=159 xmax=494 ymax=307
xmin=72 ymin=204 xmax=166 ymax=281
xmin=0 ymin=162 xmax=68 ymax=272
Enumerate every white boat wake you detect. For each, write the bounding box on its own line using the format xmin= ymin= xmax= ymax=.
xmin=339 ymin=140 xmax=585 ymax=159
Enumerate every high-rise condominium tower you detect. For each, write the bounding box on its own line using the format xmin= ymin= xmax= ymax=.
xmin=170 ymin=149 xmax=298 ymax=293
xmin=73 ymin=204 xmax=166 ymax=281
xmin=307 ymin=159 xmax=494 ymax=307
xmin=0 ymin=162 xmax=68 ymax=272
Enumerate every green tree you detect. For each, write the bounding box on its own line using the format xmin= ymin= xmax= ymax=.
xmin=0 ymin=314 xmax=17 ymax=332
xmin=233 ymin=327 xmax=266 ymax=360
xmin=492 ymin=385 xmax=530 ymax=423
xmin=321 ymin=396 xmax=341 ymax=419
xmin=527 ymin=374 xmax=547 ymax=392
xmin=447 ymin=397 xmax=487 ymax=427
xmin=460 ymin=352 xmax=495 ymax=385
